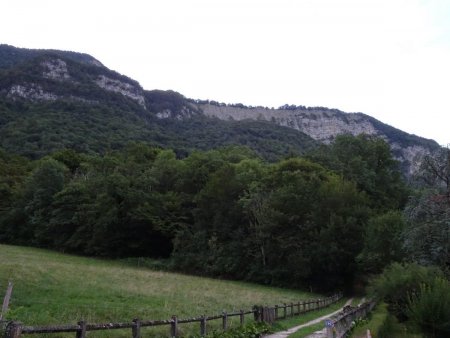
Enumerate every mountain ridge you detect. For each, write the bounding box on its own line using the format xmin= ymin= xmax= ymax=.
xmin=0 ymin=44 xmax=103 ymax=69
xmin=0 ymin=44 xmax=440 ymax=173
xmin=189 ymin=102 xmax=438 ymax=174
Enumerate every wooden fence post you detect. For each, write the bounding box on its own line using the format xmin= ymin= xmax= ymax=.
xmin=239 ymin=309 xmax=244 ymax=325
xmin=274 ymin=305 xmax=278 ymax=319
xmin=170 ymin=315 xmax=178 ymax=337
xmin=269 ymin=307 xmax=275 ymax=323
xmin=326 ymin=326 xmax=334 ymax=338
xmin=1 ymin=281 xmax=13 ymax=321
xmin=283 ymin=303 xmax=287 ymax=319
xmin=222 ymin=311 xmax=228 ymax=331
xmin=290 ymin=303 xmax=294 ymax=317
xmin=76 ymin=321 xmax=86 ymax=338
xmin=253 ymin=305 xmax=260 ymax=322
xmin=200 ymin=315 xmax=207 ymax=336
xmin=260 ymin=307 xmax=266 ymax=323
xmin=6 ymin=321 xmax=22 ymax=338
xmin=132 ymin=318 xmax=141 ymax=338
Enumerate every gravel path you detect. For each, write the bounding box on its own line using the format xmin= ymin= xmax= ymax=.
xmin=262 ymin=298 xmax=353 ymax=338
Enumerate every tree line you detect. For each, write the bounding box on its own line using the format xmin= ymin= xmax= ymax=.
xmin=0 ymin=135 xmax=448 ymax=294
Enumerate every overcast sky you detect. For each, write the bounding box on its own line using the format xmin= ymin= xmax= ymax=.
xmin=2 ymin=0 xmax=449 ymax=145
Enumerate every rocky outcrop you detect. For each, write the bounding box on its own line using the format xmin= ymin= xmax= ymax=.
xmin=95 ymin=75 xmax=146 ymax=107
xmin=42 ymin=59 xmax=70 ymax=81
xmin=155 ymin=105 xmax=198 ymax=120
xmin=7 ymin=83 xmax=58 ymax=101
xmin=196 ymin=103 xmax=438 ymax=174
xmin=197 ymin=104 xmax=381 ymax=142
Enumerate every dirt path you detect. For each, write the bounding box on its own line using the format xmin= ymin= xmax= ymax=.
xmin=263 ymin=298 xmax=353 ymax=338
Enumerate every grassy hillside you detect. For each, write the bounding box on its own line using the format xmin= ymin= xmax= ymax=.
xmin=0 ymin=245 xmax=318 ymax=336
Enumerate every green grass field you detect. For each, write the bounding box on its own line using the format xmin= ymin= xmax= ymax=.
xmin=0 ymin=244 xmax=322 ymax=337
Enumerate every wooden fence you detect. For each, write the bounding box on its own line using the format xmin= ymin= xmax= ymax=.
xmin=324 ymin=300 xmax=376 ymax=338
xmin=3 ymin=293 xmax=342 ymax=338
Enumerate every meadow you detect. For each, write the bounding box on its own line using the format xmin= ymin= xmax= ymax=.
xmin=1 ymin=244 xmax=322 ymax=337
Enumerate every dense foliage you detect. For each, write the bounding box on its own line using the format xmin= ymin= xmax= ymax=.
xmin=0 ymin=96 xmax=318 ymax=161
xmin=0 ymin=135 xmax=410 ymax=291
xmin=404 ymin=147 xmax=450 ymax=270
xmin=367 ymin=148 xmax=450 ymax=337
xmin=0 ymin=44 xmax=99 ymax=70
xmin=0 ymin=45 xmax=320 ymax=162
xmin=407 ymin=277 xmax=450 ymax=337
xmin=369 ymin=263 xmax=450 ymax=338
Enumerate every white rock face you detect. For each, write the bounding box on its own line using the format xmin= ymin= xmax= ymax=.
xmin=156 ymin=106 xmax=198 ymax=119
xmin=198 ymin=103 xmax=433 ymax=174
xmin=391 ymin=143 xmax=429 ymax=175
xmin=42 ymin=59 xmax=70 ymax=81
xmin=7 ymin=84 xmax=58 ymax=101
xmin=198 ymin=104 xmax=380 ymax=143
xmin=156 ymin=109 xmax=172 ymax=119
xmin=95 ymin=75 xmax=146 ymax=107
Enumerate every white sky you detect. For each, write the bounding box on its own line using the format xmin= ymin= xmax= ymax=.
xmin=1 ymin=0 xmax=449 ymax=145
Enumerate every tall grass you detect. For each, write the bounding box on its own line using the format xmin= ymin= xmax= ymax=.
xmin=1 ymin=244 xmax=318 ymax=337
xmin=349 ymin=302 xmax=423 ymax=338
xmin=407 ymin=277 xmax=450 ymax=338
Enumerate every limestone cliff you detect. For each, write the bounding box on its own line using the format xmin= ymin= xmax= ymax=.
xmin=1 ymin=54 xmax=146 ymax=108
xmin=95 ymin=75 xmax=146 ymax=108
xmin=195 ymin=103 xmax=439 ymax=174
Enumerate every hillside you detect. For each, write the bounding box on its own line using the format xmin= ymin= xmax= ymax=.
xmin=0 ymin=44 xmax=103 ymax=69
xmin=0 ymin=244 xmax=317 ymax=336
xmin=0 ymin=44 xmax=440 ymax=173
xmin=193 ymin=102 xmax=439 ymax=174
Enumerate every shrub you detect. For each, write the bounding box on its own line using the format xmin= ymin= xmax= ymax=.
xmin=407 ymin=277 xmax=450 ymax=338
xmin=367 ymin=263 xmax=443 ymax=321
xmin=189 ymin=322 xmax=271 ymax=338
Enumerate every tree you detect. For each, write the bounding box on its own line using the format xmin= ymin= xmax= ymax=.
xmin=415 ymin=146 xmax=450 ymax=202
xmin=368 ymin=262 xmax=444 ymax=321
xmin=0 ymin=148 xmax=30 ymax=243
xmin=308 ymin=134 xmax=408 ymax=211
xmin=21 ymin=158 xmax=68 ymax=246
xmin=404 ymin=147 xmax=450 ymax=270
xmin=358 ymin=211 xmax=406 ymax=273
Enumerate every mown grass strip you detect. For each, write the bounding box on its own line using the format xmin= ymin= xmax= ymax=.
xmin=288 ymin=322 xmax=324 ymax=338
xmin=271 ymin=298 xmax=348 ymax=332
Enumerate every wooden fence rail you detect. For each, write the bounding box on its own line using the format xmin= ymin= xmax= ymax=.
xmin=324 ymin=300 xmax=376 ymax=338
xmin=3 ymin=293 xmax=342 ymax=337
xmin=256 ymin=293 xmax=342 ymax=323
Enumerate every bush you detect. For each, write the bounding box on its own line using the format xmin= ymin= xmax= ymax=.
xmin=368 ymin=263 xmax=443 ymax=321
xmin=377 ymin=313 xmax=398 ymax=338
xmin=407 ymin=277 xmax=450 ymax=338
xmin=188 ymin=322 xmax=271 ymax=338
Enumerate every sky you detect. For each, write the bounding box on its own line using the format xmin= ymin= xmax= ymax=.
xmin=1 ymin=0 xmax=449 ymax=145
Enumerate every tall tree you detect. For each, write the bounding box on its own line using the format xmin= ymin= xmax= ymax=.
xmin=308 ymin=134 xmax=408 ymax=211
xmin=404 ymin=147 xmax=450 ymax=269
